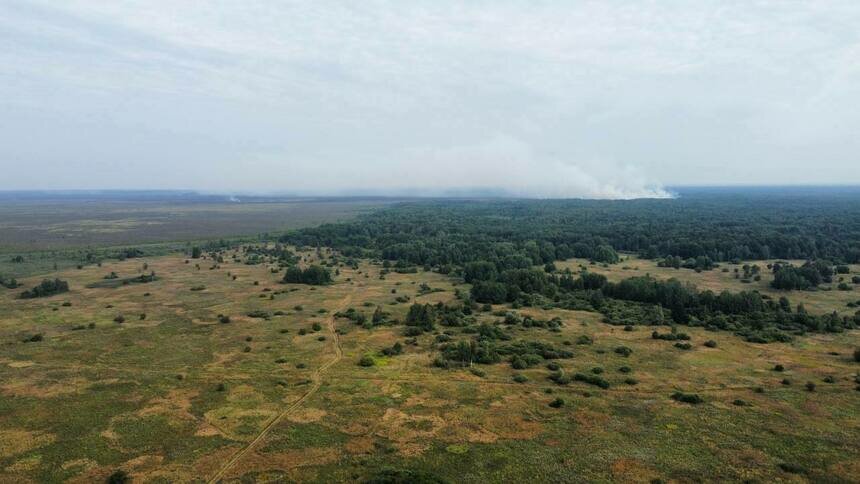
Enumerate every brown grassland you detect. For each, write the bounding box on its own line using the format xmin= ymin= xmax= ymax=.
xmin=1 ymin=249 xmax=859 ymax=482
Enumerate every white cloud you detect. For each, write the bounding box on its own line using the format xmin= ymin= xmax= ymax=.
xmin=1 ymin=0 xmax=858 ymax=194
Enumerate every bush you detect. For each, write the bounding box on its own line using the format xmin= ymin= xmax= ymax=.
xmin=573 ymin=373 xmax=609 ymax=389
xmin=614 ymin=346 xmax=632 ymax=357
xmin=854 ymin=348 xmax=860 ymax=363
xmin=773 ymin=364 xmax=785 ymax=372
xmin=618 ymin=366 xmax=631 ymax=373
xmin=778 ymin=462 xmax=805 ymax=475
xmin=805 ymin=382 xmax=816 ymax=392
xmin=218 ymin=314 xmax=231 ymax=324
xmin=674 ymin=342 xmax=692 ymax=350
xmin=703 ymin=340 xmax=717 ymax=348
xmin=624 ymin=377 xmax=638 ymax=385
xmin=732 ymin=399 xmax=747 ymax=406
xmin=107 ymin=470 xmax=130 ymax=484
xmin=512 ymin=374 xmax=528 ymax=383
xmin=20 ymin=279 xmax=69 ymax=299
xmin=22 ymin=333 xmax=43 ymax=343
xmin=671 ymin=392 xmax=703 ymax=404
xmin=549 ymin=397 xmax=565 ymax=408
xmin=114 ymin=315 xmax=126 ymax=324
xmin=312 ymin=322 xmax=322 ymax=331
xmin=359 ymin=356 xmax=375 ymax=367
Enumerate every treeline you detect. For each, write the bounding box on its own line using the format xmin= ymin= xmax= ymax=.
xmin=278 ymin=191 xmax=860 ymax=268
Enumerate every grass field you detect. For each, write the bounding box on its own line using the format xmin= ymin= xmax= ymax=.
xmin=0 ymin=195 xmax=390 ymax=252
xmin=1 ymin=250 xmax=859 ymax=482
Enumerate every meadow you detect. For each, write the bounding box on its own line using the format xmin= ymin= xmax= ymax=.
xmin=0 ymin=193 xmax=390 ymax=252
xmin=1 ymin=247 xmax=859 ymax=483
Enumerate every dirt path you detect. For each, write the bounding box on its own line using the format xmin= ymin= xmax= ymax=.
xmin=207 ymin=289 xmax=353 ymax=483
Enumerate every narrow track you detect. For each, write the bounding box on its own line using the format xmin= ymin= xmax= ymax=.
xmin=207 ymin=291 xmax=353 ymax=483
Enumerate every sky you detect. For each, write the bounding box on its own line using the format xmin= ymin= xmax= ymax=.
xmin=1 ymin=1 xmax=859 ymax=198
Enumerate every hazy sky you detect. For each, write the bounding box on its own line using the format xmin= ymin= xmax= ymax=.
xmin=1 ymin=1 xmax=858 ymax=198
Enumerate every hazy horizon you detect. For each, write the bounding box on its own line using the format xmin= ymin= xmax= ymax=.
xmin=2 ymin=1 xmax=859 ymax=198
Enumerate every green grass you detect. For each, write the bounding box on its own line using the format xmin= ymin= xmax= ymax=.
xmin=0 ymin=247 xmax=858 ymax=482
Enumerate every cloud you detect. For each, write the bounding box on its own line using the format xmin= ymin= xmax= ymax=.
xmin=1 ymin=1 xmax=858 ymax=195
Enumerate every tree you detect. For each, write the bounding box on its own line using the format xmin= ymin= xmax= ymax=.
xmin=282 ymin=265 xmax=332 ymax=285
xmin=20 ymin=279 xmax=69 ymax=299
xmin=191 ymin=246 xmax=202 ymax=259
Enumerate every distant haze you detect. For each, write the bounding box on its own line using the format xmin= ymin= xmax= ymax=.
xmin=1 ymin=1 xmax=859 ymax=198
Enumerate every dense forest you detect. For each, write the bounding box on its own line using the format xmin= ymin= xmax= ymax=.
xmin=280 ymin=188 xmax=860 ymax=266
xmin=281 ymin=188 xmax=860 ymax=342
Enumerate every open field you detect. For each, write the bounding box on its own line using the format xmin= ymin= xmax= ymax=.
xmin=558 ymin=256 xmax=860 ymax=317
xmin=0 ymin=193 xmax=391 ymax=252
xmin=1 ymin=249 xmax=859 ymax=482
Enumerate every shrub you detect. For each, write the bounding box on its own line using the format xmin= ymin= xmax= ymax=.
xmin=773 ymin=364 xmax=785 ymax=372
xmin=781 ymin=378 xmax=791 ymax=385
xmin=674 ymin=342 xmax=692 ymax=350
xmin=778 ymin=462 xmax=805 ymax=474
xmin=624 ymin=377 xmax=638 ymax=385
xmin=216 ymin=383 xmax=226 ymax=392
xmin=732 ymin=399 xmax=747 ymax=406
xmin=618 ymin=366 xmax=631 ymax=373
xmin=574 ymin=373 xmax=609 ymax=389
xmin=549 ymin=371 xmax=572 ymax=385
xmin=358 ymin=356 xmax=375 ymax=367
xmin=576 ymin=335 xmax=593 ymax=345
xmin=22 ymin=333 xmax=43 ymax=343
xmin=20 ymin=279 xmax=69 ymax=299
xmin=854 ymin=348 xmax=860 ymax=363
xmin=823 ymin=375 xmax=835 ymax=383
xmin=614 ymin=346 xmax=632 ymax=357
xmin=805 ymin=382 xmax=816 ymax=392
xmin=512 ymin=374 xmax=528 ymax=383
xmin=671 ymin=392 xmax=703 ymax=404
xmin=312 ymin=322 xmax=322 ymax=331
xmin=113 ymin=315 xmax=125 ymax=324
xmin=107 ymin=470 xmax=130 ymax=484
xmin=218 ymin=314 xmax=231 ymax=324
xmin=704 ymin=340 xmax=717 ymax=348
xmin=546 ymin=362 xmax=561 ymax=371
xmin=549 ymin=397 xmax=565 ymax=408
